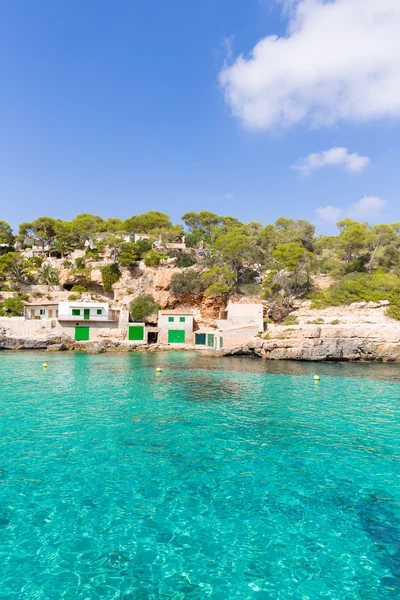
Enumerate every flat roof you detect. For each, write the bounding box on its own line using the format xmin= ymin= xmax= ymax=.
xmin=159 ymin=309 xmax=194 ymax=315
xmin=24 ymin=302 xmax=59 ymax=307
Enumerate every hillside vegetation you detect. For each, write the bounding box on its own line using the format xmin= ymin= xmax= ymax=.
xmin=1 ymin=212 xmax=400 ymax=319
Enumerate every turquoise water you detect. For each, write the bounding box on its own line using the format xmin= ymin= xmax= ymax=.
xmin=0 ymin=352 xmax=399 ymax=599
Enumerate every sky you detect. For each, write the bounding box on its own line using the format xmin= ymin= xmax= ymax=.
xmin=1 ymin=0 xmax=399 ymax=234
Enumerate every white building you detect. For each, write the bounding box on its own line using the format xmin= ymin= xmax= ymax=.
xmin=58 ymin=301 xmax=113 ymax=322
xmin=157 ymin=309 xmax=194 ymax=344
xmin=217 ymin=302 xmax=264 ymax=332
xmin=215 ymin=302 xmax=264 ymax=349
xmin=24 ymin=303 xmax=59 ymax=320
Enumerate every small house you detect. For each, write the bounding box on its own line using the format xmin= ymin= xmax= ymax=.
xmin=215 ymin=302 xmax=264 ymax=349
xmin=158 ymin=309 xmax=194 ymax=344
xmin=24 ymin=303 xmax=59 ymax=320
xmin=58 ymin=301 xmax=120 ymax=342
xmin=217 ymin=302 xmax=264 ymax=332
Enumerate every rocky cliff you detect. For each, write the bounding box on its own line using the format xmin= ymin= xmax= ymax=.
xmin=230 ymin=301 xmax=400 ymax=362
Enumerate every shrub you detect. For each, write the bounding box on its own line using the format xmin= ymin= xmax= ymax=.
xmin=71 ymin=285 xmax=88 ymax=293
xmin=0 ymin=297 xmax=24 ymax=316
xmin=330 ymin=319 xmax=340 ymax=325
xmin=101 ymin=264 xmax=121 ymax=292
xmin=310 ymin=272 xmax=400 ymax=308
xmin=386 ymin=305 xmax=400 ymax=321
xmin=68 ymin=293 xmax=80 ymax=301
xmin=38 ymin=265 xmax=59 ymax=285
xmin=118 ymin=242 xmax=139 ymax=266
xmin=85 ymin=249 xmax=100 ymax=259
xmin=282 ymin=315 xmax=299 ymax=325
xmin=170 ymin=271 xmax=206 ymax=297
xmin=176 ymin=253 xmax=196 ymax=268
xmin=143 ymin=250 xmax=168 ymax=267
xmin=75 ymin=257 xmax=86 ymax=269
xmin=201 ymin=266 xmax=236 ymax=297
xmin=136 ymin=239 xmax=153 ymax=254
xmin=130 ymin=294 xmax=160 ymax=322
xmin=62 ymin=260 xmax=73 ymax=269
xmin=306 ymin=318 xmax=325 ymax=324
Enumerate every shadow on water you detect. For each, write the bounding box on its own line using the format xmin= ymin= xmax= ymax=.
xmin=358 ymin=494 xmax=400 ymax=592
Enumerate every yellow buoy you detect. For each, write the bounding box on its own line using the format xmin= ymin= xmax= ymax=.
xmin=314 ymin=375 xmax=320 ymax=381
xmin=156 ymin=367 xmax=163 ymax=373
xmin=43 ymin=363 xmax=48 ymax=368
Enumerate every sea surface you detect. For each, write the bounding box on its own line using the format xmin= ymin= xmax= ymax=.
xmin=0 ymin=351 xmax=399 ymax=599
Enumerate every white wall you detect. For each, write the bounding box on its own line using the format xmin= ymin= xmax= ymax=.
xmin=217 ymin=303 xmax=264 ymax=333
xmin=58 ymin=302 xmax=109 ymax=320
xmin=158 ymin=313 xmax=194 ymax=344
xmin=25 ymin=305 xmax=59 ymax=320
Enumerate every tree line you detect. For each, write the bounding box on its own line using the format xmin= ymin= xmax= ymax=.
xmin=1 ymin=211 xmax=400 ymax=319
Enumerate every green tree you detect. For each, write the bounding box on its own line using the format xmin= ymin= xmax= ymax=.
xmin=101 ymin=263 xmax=121 ymax=292
xmin=0 ymin=253 xmax=35 ymax=284
xmin=170 ymin=271 xmax=206 ymax=297
xmin=213 ymin=232 xmax=254 ymax=276
xmin=181 ymin=211 xmax=222 ymax=235
xmin=201 ymin=266 xmax=236 ymax=296
xmin=19 ymin=217 xmax=58 ymax=252
xmin=130 ymin=294 xmax=160 ymax=321
xmin=38 ymin=265 xmax=59 ymax=285
xmin=0 ymin=220 xmax=14 ymax=245
xmin=117 ymin=242 xmax=140 ymax=266
xmin=366 ymin=224 xmax=396 ymax=271
xmin=0 ymin=297 xmax=24 ymax=316
xmin=53 ymin=221 xmax=77 ymax=256
xmin=71 ymin=214 xmax=103 ymax=247
xmin=272 ymin=242 xmax=310 ymax=291
xmin=337 ymin=219 xmax=370 ymax=270
xmin=124 ymin=211 xmax=172 ymax=234
xmin=143 ymin=249 xmax=167 ymax=267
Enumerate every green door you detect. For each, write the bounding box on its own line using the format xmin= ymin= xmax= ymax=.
xmin=129 ymin=325 xmax=144 ymax=341
xmin=195 ymin=333 xmax=206 ymax=345
xmin=168 ymin=329 xmax=185 ymax=343
xmin=207 ymin=334 xmax=215 ymax=348
xmin=75 ymin=326 xmax=90 ymax=341
xmin=84 ymin=309 xmax=90 ymax=320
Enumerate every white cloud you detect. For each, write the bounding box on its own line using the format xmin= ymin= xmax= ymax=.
xmin=347 ymin=195 xmax=386 ymax=219
xmin=316 ymin=195 xmax=386 ymax=224
xmin=219 ymin=0 xmax=400 ymax=130
xmin=316 ymin=205 xmax=343 ymax=223
xmin=293 ymin=147 xmax=370 ymax=176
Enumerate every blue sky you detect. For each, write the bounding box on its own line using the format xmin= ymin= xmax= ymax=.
xmin=1 ymin=0 xmax=399 ymax=233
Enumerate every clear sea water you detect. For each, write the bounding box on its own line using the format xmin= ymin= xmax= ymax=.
xmin=0 ymin=351 xmax=399 ymax=600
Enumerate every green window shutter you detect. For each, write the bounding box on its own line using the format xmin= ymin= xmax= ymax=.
xmin=168 ymin=329 xmax=185 ymax=343
xmin=179 ymin=316 xmax=186 ymax=322
xmin=207 ymin=334 xmax=215 ymax=347
xmin=97 ymin=309 xmax=102 ymax=315
xmin=129 ymin=325 xmax=145 ymax=341
xmin=195 ymin=333 xmax=206 ymax=345
xmin=84 ymin=309 xmax=90 ymax=320
xmin=75 ymin=326 xmax=90 ymax=341
xmin=219 ymin=336 xmax=223 ymax=349
xmin=40 ymin=309 xmax=45 ymax=315
xmin=168 ymin=316 xmax=174 ymax=322
xmin=72 ymin=309 xmax=80 ymax=316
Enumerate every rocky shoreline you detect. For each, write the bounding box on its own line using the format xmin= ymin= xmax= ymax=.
xmin=2 ymin=302 xmax=400 ymax=362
